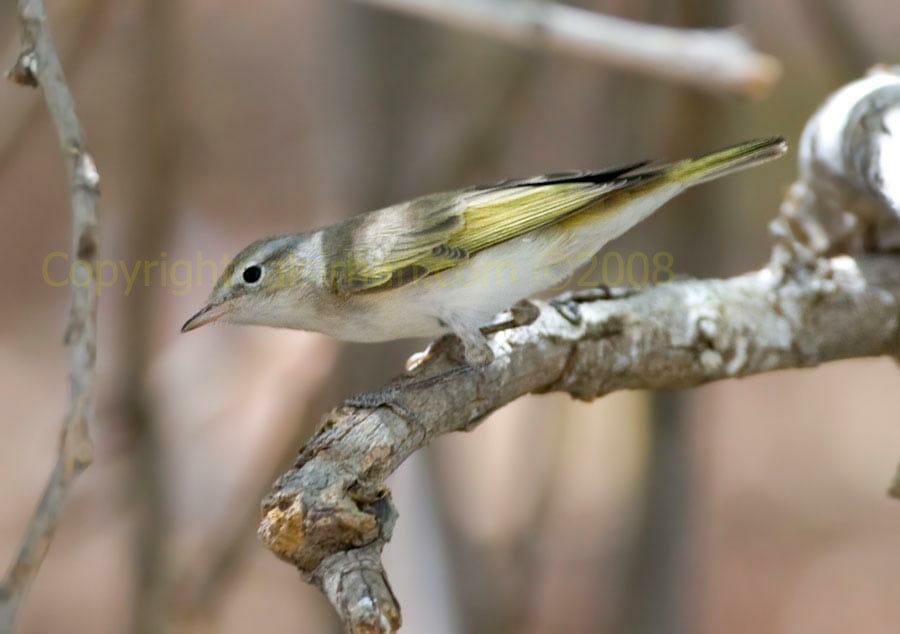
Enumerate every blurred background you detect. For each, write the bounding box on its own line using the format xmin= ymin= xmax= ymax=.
xmin=1 ymin=0 xmax=899 ymax=632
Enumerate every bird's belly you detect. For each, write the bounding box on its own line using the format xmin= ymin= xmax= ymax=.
xmin=393 ymin=225 xmax=589 ymax=332
xmin=303 ymin=236 xmax=579 ymax=343
xmin=311 ymin=294 xmax=448 ymax=343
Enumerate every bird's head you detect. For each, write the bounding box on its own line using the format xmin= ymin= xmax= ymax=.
xmin=181 ymin=234 xmax=320 ymax=332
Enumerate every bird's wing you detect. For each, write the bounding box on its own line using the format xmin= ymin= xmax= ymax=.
xmin=327 ymin=161 xmax=659 ymax=293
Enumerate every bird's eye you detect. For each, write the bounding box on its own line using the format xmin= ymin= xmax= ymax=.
xmin=242 ymin=265 xmax=262 ymax=284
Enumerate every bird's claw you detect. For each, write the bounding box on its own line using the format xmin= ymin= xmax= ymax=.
xmin=551 ymin=298 xmax=583 ymax=326
xmin=479 ymin=299 xmax=541 ymax=336
xmin=551 ymin=284 xmax=641 ymax=325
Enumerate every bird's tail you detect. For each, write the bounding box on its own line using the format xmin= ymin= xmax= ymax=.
xmin=665 ymin=136 xmax=787 ymax=187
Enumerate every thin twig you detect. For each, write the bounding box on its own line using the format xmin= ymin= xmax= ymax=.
xmin=0 ymin=0 xmax=112 ymax=175
xmin=356 ymin=0 xmax=782 ymax=97
xmin=0 ymin=1 xmax=100 ymax=632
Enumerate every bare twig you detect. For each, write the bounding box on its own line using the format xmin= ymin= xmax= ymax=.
xmin=0 ymin=0 xmax=111 ymax=174
xmin=356 ymin=0 xmax=781 ymax=97
xmin=0 ymin=1 xmax=100 ymax=632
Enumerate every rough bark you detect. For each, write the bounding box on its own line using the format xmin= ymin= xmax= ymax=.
xmin=259 ymin=254 xmax=900 ymax=632
xmin=258 ymin=66 xmax=900 ymax=633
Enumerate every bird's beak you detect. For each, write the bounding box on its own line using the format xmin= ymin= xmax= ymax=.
xmin=181 ymin=302 xmax=228 ymax=333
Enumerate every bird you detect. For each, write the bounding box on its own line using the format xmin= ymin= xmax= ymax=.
xmin=182 ymin=137 xmax=786 ymax=366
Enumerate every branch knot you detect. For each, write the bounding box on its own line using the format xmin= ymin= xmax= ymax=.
xmin=8 ymin=49 xmax=38 ymax=87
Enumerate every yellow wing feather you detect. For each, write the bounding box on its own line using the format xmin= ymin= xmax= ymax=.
xmin=333 ymin=181 xmax=616 ymax=293
xmin=330 ymin=137 xmax=786 ymax=293
xmin=450 ymin=184 xmax=605 ymax=254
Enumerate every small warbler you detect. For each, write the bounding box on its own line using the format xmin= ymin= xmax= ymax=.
xmin=182 ymin=137 xmax=786 ymax=365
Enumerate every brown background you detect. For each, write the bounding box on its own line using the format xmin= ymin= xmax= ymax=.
xmin=1 ymin=1 xmax=899 ymax=632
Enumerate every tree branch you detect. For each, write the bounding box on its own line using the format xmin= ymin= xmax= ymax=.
xmin=256 ymin=66 xmax=900 ymax=633
xmin=356 ymin=0 xmax=781 ymax=97
xmin=0 ymin=1 xmax=100 ymax=631
xmin=259 ymin=252 xmax=900 ymax=633
xmin=773 ymin=66 xmax=900 ymax=258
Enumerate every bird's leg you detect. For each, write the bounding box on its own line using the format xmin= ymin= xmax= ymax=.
xmin=407 ymin=300 xmax=540 ymax=371
xmin=450 ymin=299 xmax=543 ymax=364
xmin=345 ymin=320 xmax=490 ymax=421
xmin=346 ymin=301 xmax=542 ymax=418
xmin=453 ymin=327 xmax=495 ymax=367
xmin=479 ymin=299 xmax=541 ymax=336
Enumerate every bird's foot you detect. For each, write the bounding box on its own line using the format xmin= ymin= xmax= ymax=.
xmin=407 ymin=300 xmax=541 ymax=371
xmin=551 ymin=285 xmax=640 ymax=325
xmin=405 ymin=335 xmax=458 ymax=373
xmin=479 ymin=299 xmax=541 ymax=336
xmin=456 ymin=335 xmax=495 ymax=368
